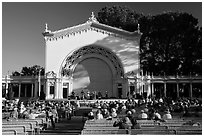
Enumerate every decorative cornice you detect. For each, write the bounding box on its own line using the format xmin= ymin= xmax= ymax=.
xmin=43 ymin=13 xmax=142 ymax=41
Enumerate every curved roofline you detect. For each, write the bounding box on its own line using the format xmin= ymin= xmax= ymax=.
xmin=43 ymin=20 xmax=142 ymax=40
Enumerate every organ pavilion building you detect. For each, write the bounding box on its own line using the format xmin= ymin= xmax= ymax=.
xmin=2 ymin=13 xmax=202 ymax=100
xmin=43 ymin=12 xmax=141 ymax=100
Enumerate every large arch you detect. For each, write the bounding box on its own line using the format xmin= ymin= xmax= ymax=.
xmin=59 ymin=45 xmax=125 ymax=98
xmin=72 ymin=57 xmax=113 ymax=97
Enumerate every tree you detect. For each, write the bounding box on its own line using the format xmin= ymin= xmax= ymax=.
xmin=97 ymin=6 xmax=202 ymax=76
xmin=12 ymin=71 xmax=21 ymax=76
xmin=97 ymin=5 xmax=143 ymax=32
xmin=12 ymin=65 xmax=44 ymax=76
xmin=140 ymin=12 xmax=202 ymax=76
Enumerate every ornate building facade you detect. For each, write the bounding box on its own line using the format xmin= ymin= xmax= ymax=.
xmin=42 ymin=13 xmax=141 ymax=99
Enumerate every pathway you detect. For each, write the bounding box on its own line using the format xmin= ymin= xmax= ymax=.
xmin=41 ymin=116 xmax=84 ymax=135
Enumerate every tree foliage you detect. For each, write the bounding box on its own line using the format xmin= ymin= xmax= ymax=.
xmin=97 ymin=5 xmax=142 ymax=32
xmin=140 ymin=12 xmax=202 ymax=76
xmin=97 ymin=5 xmax=202 ymax=76
xmin=12 ymin=71 xmax=21 ymax=76
xmin=12 ymin=65 xmax=44 ymax=76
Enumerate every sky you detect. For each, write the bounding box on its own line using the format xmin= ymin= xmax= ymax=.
xmin=2 ymin=2 xmax=202 ymax=76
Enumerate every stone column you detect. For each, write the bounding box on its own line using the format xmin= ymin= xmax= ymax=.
xmin=54 ymin=79 xmax=58 ymax=99
xmin=134 ymin=79 xmax=137 ymax=98
xmin=18 ymin=83 xmax=21 ymax=97
xmin=151 ymin=83 xmax=154 ymax=96
xmin=176 ymin=83 xmax=179 ymax=98
xmin=69 ymin=78 xmax=73 ymax=97
xmin=58 ymin=79 xmax=63 ymax=99
xmin=34 ymin=80 xmax=38 ymax=98
xmin=164 ymin=82 xmax=167 ymax=97
xmin=190 ymin=82 xmax=193 ymax=98
xmin=31 ymin=84 xmax=33 ymax=97
xmin=144 ymin=82 xmax=147 ymax=94
xmin=25 ymin=84 xmax=27 ymax=97
xmin=45 ymin=79 xmax=49 ymax=100
xmin=147 ymin=80 xmax=151 ymax=97
xmin=138 ymin=80 xmax=141 ymax=95
xmin=67 ymin=83 xmax=70 ymax=97
xmin=141 ymin=83 xmax=144 ymax=96
xmin=44 ymin=80 xmax=46 ymax=98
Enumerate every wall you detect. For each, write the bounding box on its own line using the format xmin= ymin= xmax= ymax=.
xmin=45 ymin=28 xmax=140 ymax=99
xmin=45 ymin=29 xmax=140 ymax=77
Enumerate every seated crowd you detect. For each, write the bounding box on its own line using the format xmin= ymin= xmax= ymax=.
xmin=2 ymin=96 xmax=202 ymax=134
xmin=86 ymin=97 xmax=201 ymax=129
xmin=2 ymin=99 xmax=77 ymax=129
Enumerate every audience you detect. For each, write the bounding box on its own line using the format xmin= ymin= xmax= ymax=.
xmin=96 ymin=109 xmax=103 ymax=120
xmin=11 ymin=106 xmax=18 ymax=119
xmin=110 ymin=108 xmax=117 ymax=118
xmin=51 ymin=106 xmax=59 ymax=123
xmin=126 ymin=110 xmax=133 ymax=121
xmin=88 ymin=111 xmax=94 ymax=120
xmin=27 ymin=109 xmax=38 ymax=119
xmin=162 ymin=109 xmax=172 ymax=120
xmin=154 ymin=110 xmax=162 ymax=120
xmin=138 ymin=110 xmax=148 ymax=120
xmin=2 ymin=95 xmax=202 ymax=134
xmin=113 ymin=117 xmax=132 ymax=129
xmin=102 ymin=108 xmax=110 ymax=118
xmin=131 ymin=118 xmax=141 ymax=129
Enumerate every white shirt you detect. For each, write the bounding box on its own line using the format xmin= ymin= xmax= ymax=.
xmin=20 ymin=107 xmax=26 ymax=113
xmin=111 ymin=112 xmax=117 ymax=118
xmin=28 ymin=113 xmax=38 ymax=119
xmin=96 ymin=113 xmax=103 ymax=120
xmin=138 ymin=113 xmax=148 ymax=119
xmin=155 ymin=112 xmax=161 ymax=119
xmin=162 ymin=113 xmax=172 ymax=120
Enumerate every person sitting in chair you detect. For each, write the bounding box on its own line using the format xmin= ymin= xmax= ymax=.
xmin=162 ymin=109 xmax=172 ymax=120
xmin=96 ymin=109 xmax=103 ymax=120
xmin=138 ymin=110 xmax=148 ymax=120
xmin=88 ymin=111 xmax=94 ymax=120
xmin=131 ymin=118 xmax=141 ymax=129
xmin=113 ymin=117 xmax=132 ymax=129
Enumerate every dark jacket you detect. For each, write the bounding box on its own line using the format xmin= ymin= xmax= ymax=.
xmin=113 ymin=120 xmax=131 ymax=129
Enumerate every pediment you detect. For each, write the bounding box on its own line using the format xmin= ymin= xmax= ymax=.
xmin=43 ymin=13 xmax=142 ymax=41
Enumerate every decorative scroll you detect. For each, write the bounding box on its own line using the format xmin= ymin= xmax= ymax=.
xmin=126 ymin=71 xmax=137 ymax=77
xmin=61 ymin=46 xmax=124 ymax=77
xmin=46 ymin=71 xmax=56 ymax=78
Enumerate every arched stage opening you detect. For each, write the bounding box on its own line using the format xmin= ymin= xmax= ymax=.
xmin=60 ymin=45 xmax=125 ymax=98
xmin=72 ymin=57 xmax=113 ymax=97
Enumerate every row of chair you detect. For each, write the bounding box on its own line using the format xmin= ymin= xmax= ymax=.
xmin=84 ymin=119 xmax=190 ymax=127
xmin=2 ymin=118 xmax=47 ymax=135
xmin=81 ymin=128 xmax=202 ymax=135
xmin=84 ymin=124 xmax=201 ymax=130
xmin=82 ymin=118 xmax=202 ymax=135
xmin=86 ymin=119 xmax=187 ymax=123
